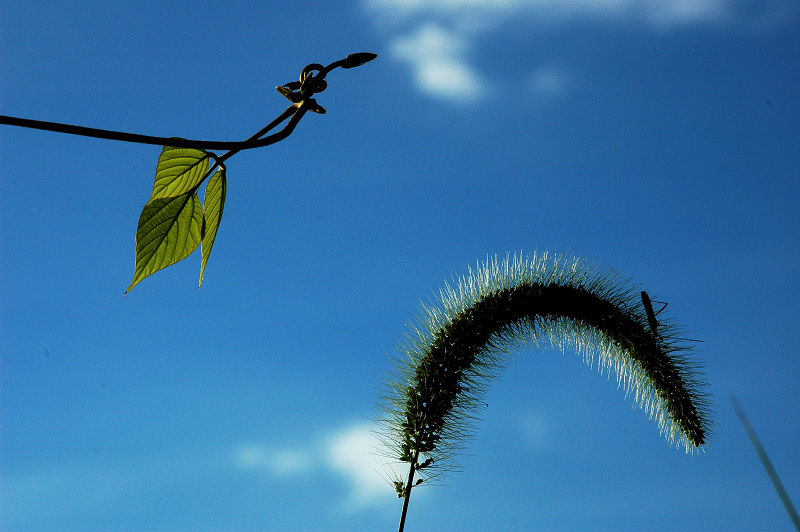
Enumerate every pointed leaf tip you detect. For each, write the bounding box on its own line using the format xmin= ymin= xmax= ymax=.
xmin=126 ymin=192 xmax=204 ymax=293
xmin=199 ymin=169 xmax=226 ymax=287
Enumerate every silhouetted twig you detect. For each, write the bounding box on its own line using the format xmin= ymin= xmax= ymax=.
xmin=0 ymin=53 xmax=377 ymax=152
xmin=731 ymin=395 xmax=800 ymax=531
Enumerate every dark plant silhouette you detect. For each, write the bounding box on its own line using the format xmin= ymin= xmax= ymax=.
xmin=376 ymin=253 xmax=712 ymax=531
xmin=0 ymin=53 xmax=377 ymax=292
xmin=732 ymin=395 xmax=800 ymax=530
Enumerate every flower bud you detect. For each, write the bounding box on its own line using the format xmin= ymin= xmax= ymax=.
xmin=340 ymin=52 xmax=377 ymax=69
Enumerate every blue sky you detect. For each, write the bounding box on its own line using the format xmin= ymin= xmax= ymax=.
xmin=1 ymin=1 xmax=799 ymax=530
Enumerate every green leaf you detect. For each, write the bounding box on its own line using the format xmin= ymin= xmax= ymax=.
xmin=151 ymin=145 xmax=210 ymax=200
xmin=126 ymin=193 xmax=204 ymax=293
xmin=199 ymin=168 xmax=226 ymax=287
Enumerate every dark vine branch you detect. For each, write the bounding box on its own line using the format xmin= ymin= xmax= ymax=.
xmin=0 ymin=52 xmax=376 ymax=151
xmin=0 ymin=52 xmax=377 ymax=292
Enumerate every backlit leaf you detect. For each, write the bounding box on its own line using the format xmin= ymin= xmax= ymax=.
xmin=151 ymin=145 xmax=210 ymax=200
xmin=126 ymin=193 xmax=204 ymax=293
xmin=199 ymin=168 xmax=226 ymax=287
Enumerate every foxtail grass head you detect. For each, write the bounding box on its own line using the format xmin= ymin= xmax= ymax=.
xmin=377 ymin=252 xmax=712 ymax=492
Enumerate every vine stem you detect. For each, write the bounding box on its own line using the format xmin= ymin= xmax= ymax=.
xmin=196 ymin=102 xmax=309 ymax=190
xmin=0 ymin=53 xmax=372 ymax=151
xmin=0 ymin=103 xmax=303 ymax=152
xmin=398 ymin=450 xmax=419 ymax=532
xmin=217 ymin=102 xmax=307 ymax=165
xmin=2 ymin=99 xmax=309 ymax=195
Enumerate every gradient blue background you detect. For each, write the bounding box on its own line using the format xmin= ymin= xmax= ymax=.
xmin=1 ymin=1 xmax=799 ymax=530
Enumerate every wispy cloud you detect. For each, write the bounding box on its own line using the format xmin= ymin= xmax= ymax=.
xmin=232 ymin=444 xmax=314 ymax=477
xmin=389 ymin=24 xmax=488 ymax=103
xmin=325 ymin=423 xmax=404 ymax=511
xmin=232 ymin=422 xmax=403 ymax=512
xmin=528 ymin=66 xmax=570 ymax=99
xmin=3 ymin=423 xmax=404 ymax=528
xmin=366 ymin=0 xmax=790 ymax=26
xmin=1 ymin=448 xmax=223 ymax=528
xmin=363 ymin=0 xmax=794 ymax=103
xmin=517 ymin=409 xmax=553 ymax=448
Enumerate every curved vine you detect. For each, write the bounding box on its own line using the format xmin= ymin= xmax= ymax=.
xmin=376 ymin=252 xmax=712 ymax=530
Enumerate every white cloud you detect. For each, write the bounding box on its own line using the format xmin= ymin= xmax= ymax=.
xmin=232 ymin=444 xmax=313 ymax=477
xmin=643 ymin=0 xmax=728 ymax=26
xmin=325 ymin=423 xmax=404 ymax=511
xmin=528 ymin=66 xmax=569 ymax=98
xmin=3 ymin=449 xmax=224 ymax=527
xmin=518 ymin=409 xmax=552 ymax=448
xmin=390 ymin=24 xmax=487 ymax=102
xmin=4 ymin=423 xmax=414 ymax=526
xmin=367 ymin=0 xmax=781 ymax=26
xmin=364 ymin=0 xmax=794 ymax=102
xmin=232 ymin=422 xmax=403 ymax=512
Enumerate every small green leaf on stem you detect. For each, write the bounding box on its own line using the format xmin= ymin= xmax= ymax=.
xmin=126 ymin=193 xmax=204 ymax=293
xmin=151 ymin=145 xmax=210 ymax=199
xmin=340 ymin=52 xmax=378 ymax=69
xmin=199 ymin=169 xmax=226 ymax=287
